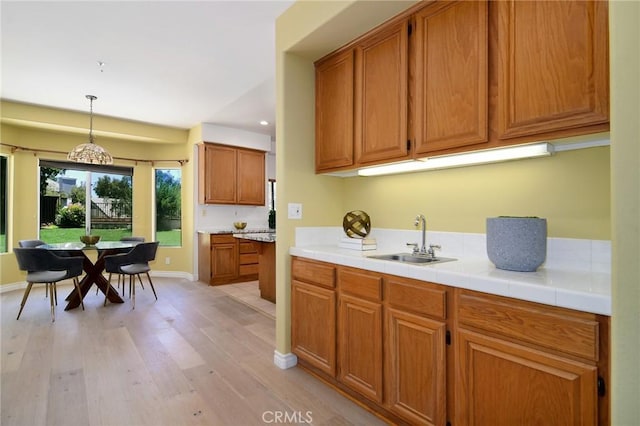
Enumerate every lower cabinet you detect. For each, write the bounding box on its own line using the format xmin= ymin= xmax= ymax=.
xmin=456 ymin=329 xmax=597 ymax=426
xmin=337 ymin=267 xmax=383 ymax=403
xmin=385 ymin=274 xmax=448 ymax=426
xmin=290 ymin=257 xmax=610 ymax=425
xmin=198 ymin=234 xmax=258 ymax=285
xmin=291 ymin=258 xmax=337 ymax=376
xmin=455 ymin=288 xmax=606 ymax=426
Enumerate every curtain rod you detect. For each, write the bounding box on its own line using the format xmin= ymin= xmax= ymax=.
xmin=2 ymin=143 xmax=189 ymax=166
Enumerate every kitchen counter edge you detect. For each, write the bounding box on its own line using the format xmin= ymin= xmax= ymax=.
xmin=290 ymin=245 xmax=611 ymax=316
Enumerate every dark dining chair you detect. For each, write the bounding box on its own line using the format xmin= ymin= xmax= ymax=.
xmin=104 ymin=241 xmax=159 ymax=309
xmin=18 ymin=239 xmax=45 ymax=248
xmin=14 ymin=248 xmax=85 ymax=322
xmin=18 ymin=239 xmax=53 ymax=298
xmin=98 ymin=236 xmax=146 ymax=295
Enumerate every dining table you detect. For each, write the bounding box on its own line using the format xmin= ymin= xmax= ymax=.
xmin=37 ymin=241 xmax=138 ymax=310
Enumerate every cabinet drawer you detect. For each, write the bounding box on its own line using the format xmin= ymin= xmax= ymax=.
xmin=239 ymin=264 xmax=259 ymax=276
xmin=211 ymin=234 xmax=235 ymax=244
xmin=457 ymin=290 xmax=599 ymax=361
xmin=292 ymin=258 xmax=336 ymax=289
xmin=239 ymin=241 xmax=256 ymax=254
xmin=338 ymin=267 xmax=382 ymax=302
xmin=385 ymin=276 xmax=447 ymax=320
xmin=239 ymin=253 xmax=258 ymax=265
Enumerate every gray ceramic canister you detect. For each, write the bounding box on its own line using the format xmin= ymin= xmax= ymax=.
xmin=486 ymin=217 xmax=547 ymax=272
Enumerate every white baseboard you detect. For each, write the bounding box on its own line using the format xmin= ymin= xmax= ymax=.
xmin=273 ymin=350 xmax=298 ymax=369
xmin=0 ymin=281 xmax=27 ymax=294
xmin=149 ymin=271 xmax=194 ymax=281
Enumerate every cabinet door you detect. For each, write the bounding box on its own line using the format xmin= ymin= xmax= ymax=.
xmin=205 ymin=145 xmax=237 ymax=204
xmin=413 ymin=1 xmax=488 ymax=155
xmin=237 ymin=148 xmax=265 ymax=206
xmin=315 ymin=49 xmax=355 ymax=172
xmin=386 ymin=308 xmax=446 ymax=426
xmin=497 ymin=0 xmax=609 ymax=139
xmin=291 ymin=280 xmax=336 ymax=376
xmin=211 ymin=242 xmax=237 ymax=283
xmin=355 ymin=20 xmax=409 ymax=165
xmin=338 ymin=294 xmax=383 ymax=403
xmin=456 ymin=329 xmax=598 ymax=426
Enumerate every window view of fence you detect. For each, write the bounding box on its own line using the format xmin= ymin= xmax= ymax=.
xmin=39 ymin=161 xmax=134 ymax=243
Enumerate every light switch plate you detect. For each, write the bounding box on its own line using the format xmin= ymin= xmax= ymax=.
xmin=288 ymin=203 xmax=302 ymax=219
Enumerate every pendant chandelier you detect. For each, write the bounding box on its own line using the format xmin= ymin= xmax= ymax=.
xmin=67 ymin=95 xmax=113 ymax=165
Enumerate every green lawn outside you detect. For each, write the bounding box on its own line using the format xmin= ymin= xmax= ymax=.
xmin=38 ymin=227 xmax=182 ymax=246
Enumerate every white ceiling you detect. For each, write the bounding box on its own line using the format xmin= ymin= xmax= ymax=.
xmin=1 ymin=1 xmax=295 ymax=138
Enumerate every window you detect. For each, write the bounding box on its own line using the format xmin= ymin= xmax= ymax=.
xmin=155 ymin=168 xmax=181 ymax=246
xmin=0 ymin=156 xmax=7 ymax=253
xmin=39 ymin=160 xmax=134 ymax=243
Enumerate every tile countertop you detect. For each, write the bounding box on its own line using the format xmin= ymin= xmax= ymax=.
xmin=234 ymin=232 xmax=276 ymax=243
xmin=289 ymin=245 xmax=611 ymax=316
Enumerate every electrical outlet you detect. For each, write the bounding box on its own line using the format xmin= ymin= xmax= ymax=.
xmin=165 ymin=257 xmax=171 ymax=265
xmin=288 ymin=203 xmax=302 ymax=219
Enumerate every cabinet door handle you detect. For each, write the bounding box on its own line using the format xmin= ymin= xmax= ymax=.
xmin=597 ymin=376 xmax=606 ymax=397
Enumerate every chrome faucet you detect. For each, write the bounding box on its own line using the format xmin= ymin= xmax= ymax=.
xmin=415 ymin=214 xmax=427 ymax=255
xmin=407 ymin=214 xmax=441 ymax=258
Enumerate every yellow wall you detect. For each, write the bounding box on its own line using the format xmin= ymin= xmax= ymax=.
xmin=343 ymin=147 xmax=610 ymax=239
xmin=277 ymin=0 xmax=637 ymax=421
xmin=0 ymin=111 xmax=195 ymax=285
xmin=610 ymin=0 xmax=640 ymax=422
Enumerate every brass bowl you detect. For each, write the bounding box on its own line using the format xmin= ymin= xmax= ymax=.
xmin=80 ymin=235 xmax=100 ymax=245
xmin=233 ymin=222 xmax=247 ymax=230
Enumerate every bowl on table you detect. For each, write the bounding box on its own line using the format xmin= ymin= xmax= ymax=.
xmin=233 ymin=222 xmax=247 ymax=230
xmin=80 ymin=235 xmax=101 ymax=246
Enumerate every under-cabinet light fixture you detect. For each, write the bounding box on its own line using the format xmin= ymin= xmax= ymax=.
xmin=357 ymin=142 xmax=553 ymax=177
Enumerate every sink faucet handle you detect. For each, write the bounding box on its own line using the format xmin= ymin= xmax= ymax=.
xmin=406 ymin=242 xmax=419 ymax=254
xmin=427 ymin=244 xmax=441 ymax=258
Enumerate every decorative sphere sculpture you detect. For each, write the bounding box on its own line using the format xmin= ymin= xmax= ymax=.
xmin=343 ymin=210 xmax=371 ymax=238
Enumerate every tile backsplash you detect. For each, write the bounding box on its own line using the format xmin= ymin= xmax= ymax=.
xmin=294 ymin=227 xmax=610 ymax=273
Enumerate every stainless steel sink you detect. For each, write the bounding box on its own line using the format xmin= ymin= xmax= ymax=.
xmin=367 ymin=253 xmax=456 ymax=265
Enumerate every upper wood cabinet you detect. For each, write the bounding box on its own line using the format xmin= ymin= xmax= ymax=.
xmin=355 ymin=19 xmax=409 ymax=165
xmin=413 ymin=1 xmax=488 ymax=155
xmin=236 ymin=148 xmax=266 ymax=205
xmin=314 ymin=0 xmax=609 ymax=174
xmin=496 ymin=0 xmax=609 ymax=139
xmin=198 ymin=143 xmax=265 ymax=205
xmin=315 ymin=49 xmax=355 ymax=172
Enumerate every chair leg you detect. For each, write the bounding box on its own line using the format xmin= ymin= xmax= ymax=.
xmin=49 ymin=282 xmax=56 ymax=322
xmin=17 ymin=282 xmax=34 ymax=320
xmin=145 ymin=272 xmax=158 ymax=301
xmin=54 ymin=282 xmax=58 ymax=306
xmin=131 ymin=275 xmax=135 ymax=310
xmin=73 ymin=278 xmax=85 ymax=311
xmin=45 ymin=282 xmax=48 ymax=298
xmin=98 ymin=273 xmax=112 ymax=295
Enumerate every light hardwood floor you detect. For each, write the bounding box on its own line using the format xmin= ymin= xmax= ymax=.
xmin=1 ymin=277 xmax=387 ymax=426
